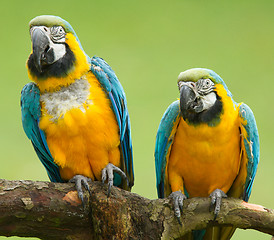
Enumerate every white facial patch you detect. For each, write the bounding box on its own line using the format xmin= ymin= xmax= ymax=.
xmin=49 ymin=40 xmax=66 ymax=62
xmin=201 ymin=92 xmax=217 ymax=110
xmin=40 ymin=78 xmax=91 ymax=121
xmin=30 ymin=26 xmax=66 ymax=63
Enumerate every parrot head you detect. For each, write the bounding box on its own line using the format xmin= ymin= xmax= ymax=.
xmin=177 ymin=68 xmax=232 ymax=126
xmin=27 ymin=15 xmax=89 ymax=91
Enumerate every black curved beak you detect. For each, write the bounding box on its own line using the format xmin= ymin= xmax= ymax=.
xmin=31 ymin=28 xmax=54 ymax=72
xmin=180 ymin=85 xmax=196 ymax=111
xmin=180 ymin=85 xmax=203 ymax=115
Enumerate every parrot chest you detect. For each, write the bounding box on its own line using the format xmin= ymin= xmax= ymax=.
xmin=168 ymin=112 xmax=241 ymax=197
xmin=39 ymin=73 xmax=120 ymax=180
xmin=40 ymin=77 xmax=91 ymax=121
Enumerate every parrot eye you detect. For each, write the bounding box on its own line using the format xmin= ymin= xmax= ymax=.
xmin=50 ymin=26 xmax=66 ymax=43
xmin=197 ymin=78 xmax=215 ymax=95
xmin=201 ymin=79 xmax=214 ymax=89
xmin=205 ymin=79 xmax=211 ymax=86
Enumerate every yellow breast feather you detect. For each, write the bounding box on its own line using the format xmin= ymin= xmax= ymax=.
xmin=168 ymin=84 xmax=242 ymax=197
xmin=39 ymin=72 xmax=120 ymax=181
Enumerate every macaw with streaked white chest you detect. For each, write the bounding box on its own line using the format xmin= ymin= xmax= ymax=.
xmin=21 ymin=15 xmax=134 ymax=202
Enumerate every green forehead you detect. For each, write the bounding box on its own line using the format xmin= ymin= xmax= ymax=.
xmin=177 ymin=68 xmax=232 ymax=97
xmin=29 ymin=15 xmax=75 ymax=34
xmin=178 ymin=68 xmax=214 ymax=83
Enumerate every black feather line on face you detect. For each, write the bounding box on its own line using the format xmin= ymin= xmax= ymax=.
xmin=27 ymin=43 xmax=75 ymax=79
xmin=182 ymin=94 xmax=223 ymax=126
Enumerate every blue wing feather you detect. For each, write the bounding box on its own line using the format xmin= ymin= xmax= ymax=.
xmin=155 ymin=100 xmax=180 ymax=198
xmin=21 ymin=83 xmax=63 ymax=183
xmin=90 ymin=56 xmax=134 ymax=187
xmin=239 ymin=103 xmax=259 ymax=201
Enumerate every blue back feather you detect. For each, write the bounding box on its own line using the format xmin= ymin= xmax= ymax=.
xmin=155 ymin=100 xmax=180 ymax=198
xmin=90 ymin=56 xmax=134 ymax=187
xmin=238 ymin=103 xmax=259 ymax=201
xmin=21 ymin=83 xmax=63 ymax=182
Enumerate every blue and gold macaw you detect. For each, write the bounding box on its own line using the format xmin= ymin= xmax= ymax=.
xmin=155 ymin=68 xmax=259 ymax=239
xmin=21 ymin=15 xmax=134 ymax=202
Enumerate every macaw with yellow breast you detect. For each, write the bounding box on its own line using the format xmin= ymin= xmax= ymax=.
xmin=155 ymin=68 xmax=259 ymax=239
xmin=21 ymin=15 xmax=134 ymax=202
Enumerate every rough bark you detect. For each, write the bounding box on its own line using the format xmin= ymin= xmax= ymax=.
xmin=0 ymin=179 xmax=273 ymax=240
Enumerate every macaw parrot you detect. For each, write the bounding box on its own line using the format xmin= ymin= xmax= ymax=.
xmin=155 ymin=68 xmax=259 ymax=239
xmin=21 ymin=15 xmax=134 ymax=202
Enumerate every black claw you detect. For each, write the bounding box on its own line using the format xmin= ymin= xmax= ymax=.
xmin=179 ymin=199 xmax=184 ymax=212
xmin=82 ymin=180 xmax=92 ymax=197
xmin=101 ymin=163 xmax=128 ymax=196
xmin=107 ymin=176 xmax=113 ymax=198
xmin=88 ymin=188 xmax=92 ymax=197
xmin=69 ymin=175 xmax=92 ymax=206
xmin=211 ymin=195 xmax=216 ymax=205
xmin=78 ymin=192 xmax=85 ymax=208
xmin=210 ymin=196 xmax=216 ymax=212
xmin=209 ymin=189 xmax=227 ymax=219
xmin=169 ymin=190 xmax=187 ymax=225
xmin=112 ymin=164 xmax=129 ymax=182
xmin=107 ymin=182 xmax=112 ymax=197
xmin=177 ymin=216 xmax=182 ymax=226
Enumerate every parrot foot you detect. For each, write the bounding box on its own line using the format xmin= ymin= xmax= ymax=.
xmin=102 ymin=163 xmax=129 ymax=197
xmin=69 ymin=175 xmax=92 ymax=207
xmin=169 ymin=190 xmax=187 ymax=225
xmin=209 ymin=189 xmax=227 ymax=220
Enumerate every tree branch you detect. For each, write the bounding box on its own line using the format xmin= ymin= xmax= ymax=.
xmin=0 ymin=179 xmax=273 ymax=240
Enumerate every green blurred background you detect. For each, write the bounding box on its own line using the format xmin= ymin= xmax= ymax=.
xmin=0 ymin=0 xmax=273 ymax=239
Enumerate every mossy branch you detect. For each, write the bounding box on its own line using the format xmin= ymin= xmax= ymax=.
xmin=0 ymin=179 xmax=273 ymax=240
